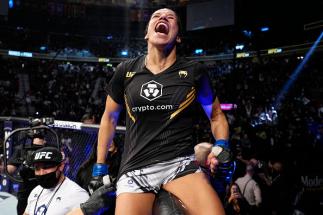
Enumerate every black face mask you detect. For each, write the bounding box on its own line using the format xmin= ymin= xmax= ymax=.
xmin=35 ymin=169 xmax=61 ymax=189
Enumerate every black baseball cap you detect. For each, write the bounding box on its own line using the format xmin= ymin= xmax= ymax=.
xmin=31 ymin=146 xmax=63 ymax=165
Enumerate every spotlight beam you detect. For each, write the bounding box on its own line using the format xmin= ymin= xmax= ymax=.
xmin=274 ymin=31 xmax=323 ymax=109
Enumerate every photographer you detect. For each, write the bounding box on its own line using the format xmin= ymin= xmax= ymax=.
xmin=224 ymin=182 xmax=251 ymax=215
xmin=7 ymin=133 xmax=46 ymax=215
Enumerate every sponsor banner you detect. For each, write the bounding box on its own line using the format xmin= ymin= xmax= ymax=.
xmin=301 ymin=175 xmax=323 ymax=192
xmin=52 ymin=120 xmax=82 ymax=130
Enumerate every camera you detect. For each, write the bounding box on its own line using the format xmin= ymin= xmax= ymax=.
xmin=30 ymin=117 xmax=55 ymax=127
xmin=25 ymin=117 xmax=54 ymax=139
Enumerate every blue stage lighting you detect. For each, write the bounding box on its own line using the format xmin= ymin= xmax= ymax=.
xmin=121 ymin=50 xmax=128 ymax=56
xmin=274 ymin=31 xmax=323 ymax=109
xmin=40 ymin=46 xmax=47 ymax=51
xmin=9 ymin=0 xmax=14 ymax=9
xmin=260 ymin=26 xmax=269 ymax=32
xmin=194 ymin=49 xmax=203 ymax=55
xmin=242 ymin=30 xmax=252 ymax=38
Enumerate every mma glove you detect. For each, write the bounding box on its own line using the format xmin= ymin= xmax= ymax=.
xmin=212 ymin=139 xmax=232 ymax=163
xmin=81 ymin=183 xmax=116 ymax=215
xmin=88 ymin=163 xmax=112 ymax=195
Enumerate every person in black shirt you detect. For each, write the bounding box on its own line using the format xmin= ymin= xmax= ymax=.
xmin=75 ymin=136 xmax=122 ymax=194
xmin=87 ymin=8 xmax=229 ymax=215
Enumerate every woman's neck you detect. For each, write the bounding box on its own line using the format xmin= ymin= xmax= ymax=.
xmin=146 ymin=46 xmax=177 ymax=74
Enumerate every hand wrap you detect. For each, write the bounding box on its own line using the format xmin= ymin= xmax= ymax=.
xmin=212 ymin=139 xmax=231 ymax=163
xmin=88 ymin=164 xmax=111 ymax=195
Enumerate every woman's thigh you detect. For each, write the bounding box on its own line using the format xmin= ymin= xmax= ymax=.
xmin=162 ymin=172 xmax=225 ymax=215
xmin=115 ymin=192 xmax=155 ymax=215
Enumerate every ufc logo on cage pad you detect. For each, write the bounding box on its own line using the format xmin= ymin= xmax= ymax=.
xmin=34 ymin=152 xmax=53 ymax=160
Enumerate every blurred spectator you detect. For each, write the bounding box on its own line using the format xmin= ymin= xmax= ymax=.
xmin=81 ymin=112 xmax=96 ymax=124
xmin=235 ymin=164 xmax=262 ymax=215
xmin=224 ymin=182 xmax=251 ymax=215
xmin=318 ymin=104 xmax=323 ymax=118
xmin=0 ymin=155 xmax=4 ymax=178
xmin=252 ymin=159 xmax=292 ymax=215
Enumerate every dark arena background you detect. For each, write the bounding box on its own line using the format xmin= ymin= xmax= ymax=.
xmin=0 ymin=0 xmax=322 ymax=214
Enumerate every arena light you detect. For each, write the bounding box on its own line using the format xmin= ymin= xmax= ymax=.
xmin=9 ymin=0 xmax=14 ymax=9
xmin=121 ymin=50 xmax=128 ymax=56
xmin=8 ymin=50 xmax=33 ymax=58
xmin=194 ymin=49 xmax=203 ymax=55
xmin=106 ymin=35 xmax=113 ymax=40
xmin=235 ymin=44 xmax=244 ymax=50
xmin=273 ymin=31 xmax=323 ymax=109
xmin=268 ymin=48 xmax=282 ymax=54
xmin=236 ymin=52 xmax=250 ymax=58
xmin=242 ymin=30 xmax=252 ymax=38
xmin=220 ymin=103 xmax=237 ymax=111
xmin=260 ymin=26 xmax=269 ymax=32
xmin=98 ymin=58 xmax=109 ymax=62
xmin=40 ymin=46 xmax=47 ymax=51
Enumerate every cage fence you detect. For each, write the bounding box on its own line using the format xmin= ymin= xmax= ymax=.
xmin=0 ymin=116 xmax=125 ymax=194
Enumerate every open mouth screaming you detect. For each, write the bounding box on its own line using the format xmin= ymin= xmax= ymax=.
xmin=155 ymin=22 xmax=169 ymax=35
